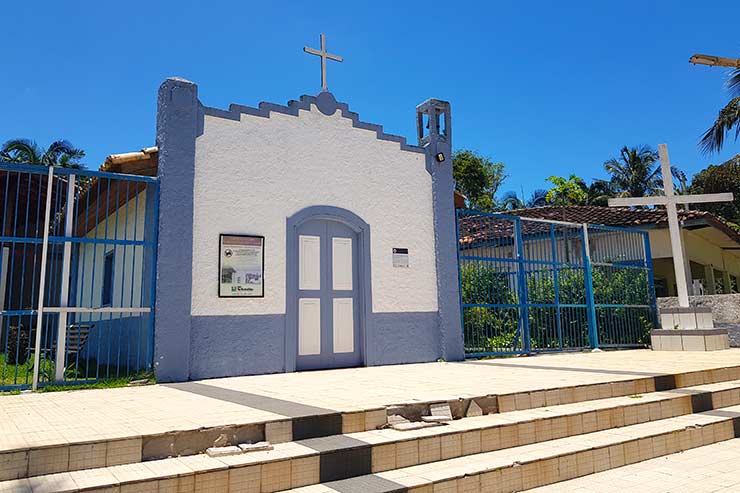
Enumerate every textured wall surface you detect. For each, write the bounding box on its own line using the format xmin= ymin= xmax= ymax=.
xmin=189 ymin=314 xmax=285 ymax=379
xmin=191 ymin=102 xmax=438 ymax=315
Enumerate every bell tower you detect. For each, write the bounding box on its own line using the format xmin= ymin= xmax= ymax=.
xmin=417 ymin=99 xmax=452 ymax=171
xmin=416 ymin=98 xmax=464 ymax=362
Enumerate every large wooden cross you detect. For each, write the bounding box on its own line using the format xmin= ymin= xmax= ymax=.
xmin=608 ymin=144 xmax=733 ymax=308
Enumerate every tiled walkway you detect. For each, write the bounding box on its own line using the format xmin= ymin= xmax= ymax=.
xmin=2 ymin=350 xmax=740 ymax=452
xmin=527 ymin=438 xmax=740 ymax=492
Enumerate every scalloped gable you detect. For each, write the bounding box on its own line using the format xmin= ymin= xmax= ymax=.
xmin=199 ymin=91 xmax=425 ymax=154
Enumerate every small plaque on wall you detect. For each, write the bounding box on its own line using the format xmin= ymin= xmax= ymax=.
xmin=219 ymin=234 xmax=265 ymax=298
xmin=392 ymin=248 xmax=409 ymax=268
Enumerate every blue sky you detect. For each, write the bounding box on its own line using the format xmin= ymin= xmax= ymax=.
xmin=2 ymin=1 xmax=739 ymax=196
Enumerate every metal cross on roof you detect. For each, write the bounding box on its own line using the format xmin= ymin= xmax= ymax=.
xmin=303 ymin=33 xmax=343 ymax=92
xmin=608 ymin=144 xmax=734 ymax=308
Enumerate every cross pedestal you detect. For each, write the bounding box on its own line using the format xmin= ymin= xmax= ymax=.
xmin=608 ymin=144 xmax=733 ymax=351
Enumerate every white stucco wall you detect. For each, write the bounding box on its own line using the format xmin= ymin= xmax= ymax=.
xmin=190 ymin=103 xmax=438 ymax=316
xmin=75 ymin=191 xmax=147 ymax=318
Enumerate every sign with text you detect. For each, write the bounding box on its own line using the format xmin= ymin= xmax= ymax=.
xmin=392 ymin=248 xmax=409 ymax=268
xmin=219 ymin=234 xmax=265 ymax=298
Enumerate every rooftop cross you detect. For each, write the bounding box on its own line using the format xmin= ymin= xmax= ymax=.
xmin=303 ymin=33 xmax=343 ymax=92
xmin=608 ymin=144 xmax=733 ymax=308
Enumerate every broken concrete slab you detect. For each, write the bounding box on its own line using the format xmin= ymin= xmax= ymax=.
xmin=206 ymin=446 xmax=241 ymax=457
xmin=387 ymin=414 xmax=410 ymax=426
xmin=391 ymin=421 xmax=443 ymax=431
xmin=466 ymin=400 xmax=483 ymax=417
xmin=421 ymin=415 xmax=452 ymax=423
xmin=238 ymin=441 xmax=273 ymax=452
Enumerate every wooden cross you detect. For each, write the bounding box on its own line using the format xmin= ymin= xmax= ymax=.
xmin=303 ymin=33 xmax=343 ymax=92
xmin=608 ymin=144 xmax=733 ymax=308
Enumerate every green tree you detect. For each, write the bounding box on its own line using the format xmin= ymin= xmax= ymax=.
xmin=700 ymin=69 xmax=740 ymax=154
xmin=452 ymin=149 xmax=507 ymax=212
xmin=585 ymin=180 xmax=614 ymax=206
xmin=545 ymin=175 xmax=589 ymax=205
xmin=690 ymin=155 xmax=740 ymax=226
xmin=603 ymin=146 xmax=663 ymax=197
xmin=0 ymin=139 xmax=85 ymax=168
xmin=541 ymin=175 xmax=612 ymax=206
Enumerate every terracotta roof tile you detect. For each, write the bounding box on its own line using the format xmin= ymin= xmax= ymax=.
xmin=458 ymin=206 xmax=740 ymax=245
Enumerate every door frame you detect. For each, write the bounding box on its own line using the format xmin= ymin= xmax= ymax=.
xmin=285 ymin=206 xmax=371 ymax=372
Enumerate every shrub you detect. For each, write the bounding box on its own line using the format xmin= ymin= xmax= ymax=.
xmin=5 ymin=325 xmax=30 ymax=365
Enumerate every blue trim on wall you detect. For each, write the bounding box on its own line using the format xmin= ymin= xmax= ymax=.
xmin=285 ymin=205 xmax=372 ymax=372
xmin=154 ymin=78 xmax=199 ymax=382
xmin=366 ymin=312 xmax=440 ymax=365
xmin=190 ymin=314 xmax=286 ymax=379
xmin=200 ymin=91 xmax=425 ymax=154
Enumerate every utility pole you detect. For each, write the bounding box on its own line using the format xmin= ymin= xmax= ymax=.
xmin=689 ymin=53 xmax=740 ymax=68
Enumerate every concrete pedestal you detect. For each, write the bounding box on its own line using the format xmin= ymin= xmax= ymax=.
xmin=650 ymin=329 xmax=730 ymax=351
xmin=659 ymin=306 xmax=714 ymax=330
xmin=652 ymin=306 xmax=729 ymax=351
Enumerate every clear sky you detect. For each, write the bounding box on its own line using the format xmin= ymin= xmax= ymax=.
xmin=2 ymin=1 xmax=739 ymax=196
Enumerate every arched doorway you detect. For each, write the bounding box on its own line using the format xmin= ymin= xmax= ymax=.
xmin=286 ymin=206 xmax=370 ymax=371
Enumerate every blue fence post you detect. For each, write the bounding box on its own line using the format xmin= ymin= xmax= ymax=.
xmin=582 ymin=224 xmax=599 ymax=349
xmin=550 ymin=224 xmax=563 ymax=350
xmin=455 ymin=209 xmax=466 ymax=356
xmin=514 ymin=218 xmax=531 ymax=352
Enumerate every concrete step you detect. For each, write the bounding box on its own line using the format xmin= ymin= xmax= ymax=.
xmin=284 ymin=407 xmax=740 ymax=493
xmin=3 ymin=380 xmax=740 ymax=492
xmin=3 ymin=363 xmax=740 ymax=482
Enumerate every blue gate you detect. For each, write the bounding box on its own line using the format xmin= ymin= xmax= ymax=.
xmin=456 ymin=210 xmax=658 ymax=356
xmin=0 ymin=162 xmax=158 ymax=390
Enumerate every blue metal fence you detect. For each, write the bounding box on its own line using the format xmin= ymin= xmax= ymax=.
xmin=456 ymin=210 xmax=657 ymax=356
xmin=0 ymin=162 xmax=158 ymax=390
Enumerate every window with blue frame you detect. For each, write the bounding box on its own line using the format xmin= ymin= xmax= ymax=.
xmin=102 ymin=250 xmax=114 ymax=306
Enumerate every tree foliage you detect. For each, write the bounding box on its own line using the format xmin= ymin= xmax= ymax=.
xmin=690 ymin=155 xmax=740 ymax=226
xmin=603 ymin=146 xmax=662 ymax=197
xmin=500 ymin=189 xmax=548 ymax=210
xmin=460 ymin=263 xmax=653 ymax=353
xmin=452 ymin=149 xmax=507 ymax=212
xmin=700 ymin=69 xmax=740 ymax=155
xmin=0 ymin=139 xmax=85 ymax=168
xmin=545 ymin=175 xmax=589 ymax=205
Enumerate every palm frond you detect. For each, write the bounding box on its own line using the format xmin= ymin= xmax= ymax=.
xmin=43 ymin=140 xmax=85 ymax=167
xmin=1 ymin=139 xmax=42 ymax=164
xmin=727 ymin=68 xmax=740 ymax=98
xmin=700 ymin=96 xmax=740 ymax=155
xmin=527 ymin=189 xmax=548 ymax=208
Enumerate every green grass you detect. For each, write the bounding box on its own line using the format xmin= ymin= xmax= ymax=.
xmin=0 ymin=352 xmax=54 ymax=387
xmin=37 ymin=372 xmax=155 ymax=393
xmin=1 ymin=353 xmax=154 ymax=393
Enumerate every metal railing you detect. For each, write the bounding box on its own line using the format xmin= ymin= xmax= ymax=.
xmin=456 ymin=210 xmax=657 ymax=357
xmin=0 ymin=162 xmax=158 ymax=390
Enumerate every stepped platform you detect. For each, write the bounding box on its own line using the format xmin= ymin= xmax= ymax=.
xmin=527 ymin=438 xmax=740 ymax=492
xmin=1 ymin=349 xmax=740 ymax=492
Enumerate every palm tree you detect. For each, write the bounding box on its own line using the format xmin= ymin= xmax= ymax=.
xmin=700 ymin=69 xmax=740 ymax=155
xmin=0 ymin=139 xmax=85 ymax=168
xmin=584 ymin=180 xmax=614 ymax=206
xmin=501 ymin=189 xmax=548 ymax=210
xmin=604 ymin=146 xmax=663 ymax=197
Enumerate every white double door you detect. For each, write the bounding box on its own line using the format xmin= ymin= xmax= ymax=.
xmin=295 ymin=219 xmax=362 ymax=370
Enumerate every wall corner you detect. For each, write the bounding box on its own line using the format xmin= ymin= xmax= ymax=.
xmin=416 ymin=99 xmax=465 ymax=362
xmin=154 ymin=77 xmax=200 ymax=382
